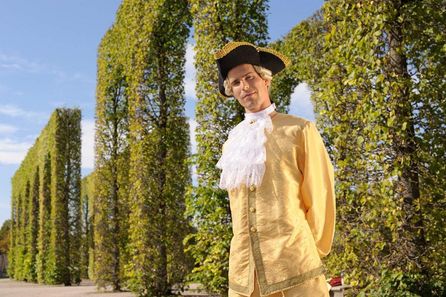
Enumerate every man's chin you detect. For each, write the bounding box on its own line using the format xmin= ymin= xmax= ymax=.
xmin=245 ymin=105 xmax=261 ymax=113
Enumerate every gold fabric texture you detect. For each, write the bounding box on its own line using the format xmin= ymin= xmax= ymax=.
xmin=229 ymin=272 xmax=329 ymax=297
xmin=226 ymin=113 xmax=335 ymax=296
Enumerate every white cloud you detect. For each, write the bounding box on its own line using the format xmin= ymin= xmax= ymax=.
xmin=0 ymin=104 xmax=27 ymax=117
xmin=51 ymin=69 xmax=94 ymax=84
xmin=189 ymin=118 xmax=198 ymax=154
xmin=188 ymin=118 xmax=198 ymax=186
xmin=0 ymin=52 xmax=42 ymax=73
xmin=185 ymin=43 xmax=197 ymax=100
xmin=0 ymin=124 xmax=18 ymax=134
xmin=0 ymin=138 xmax=33 ymax=165
xmin=289 ymin=82 xmax=315 ymax=121
xmin=81 ymin=119 xmax=95 ymax=169
xmin=0 ymin=104 xmax=46 ymax=119
xmin=0 ymin=52 xmax=93 ymax=84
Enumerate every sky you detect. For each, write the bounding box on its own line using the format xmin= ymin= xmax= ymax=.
xmin=0 ymin=0 xmax=324 ymax=226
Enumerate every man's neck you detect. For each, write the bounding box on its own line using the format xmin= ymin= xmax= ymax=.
xmin=244 ymin=99 xmax=273 ymax=114
xmin=244 ymin=103 xmax=276 ymax=119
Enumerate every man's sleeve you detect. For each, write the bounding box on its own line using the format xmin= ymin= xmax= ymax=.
xmin=298 ymin=121 xmax=336 ymax=258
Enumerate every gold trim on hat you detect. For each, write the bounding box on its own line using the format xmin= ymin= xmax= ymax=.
xmin=257 ymin=46 xmax=291 ymax=67
xmin=214 ymin=41 xmax=256 ymax=59
xmin=214 ymin=41 xmax=291 ymax=69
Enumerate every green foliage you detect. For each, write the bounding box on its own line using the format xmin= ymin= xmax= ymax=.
xmin=80 ymin=174 xmax=94 ymax=280
xmin=121 ymin=1 xmax=192 ymax=295
xmin=46 ymin=109 xmax=82 ymax=285
xmin=402 ymin=1 xmax=446 ymax=294
xmin=93 ymin=23 xmax=130 ymax=291
xmin=185 ymin=0 xmax=269 ymax=295
xmin=358 ymin=269 xmax=424 ymax=297
xmin=273 ymin=0 xmax=445 ymax=295
xmin=92 ymin=0 xmax=193 ymax=295
xmin=36 ymin=153 xmax=52 ymax=283
xmin=9 ymin=109 xmax=82 ymax=285
xmin=0 ymin=220 xmax=11 ymax=255
xmin=23 ymin=168 xmax=40 ymax=282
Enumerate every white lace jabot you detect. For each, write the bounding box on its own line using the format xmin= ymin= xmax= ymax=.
xmin=216 ymin=104 xmax=276 ymax=190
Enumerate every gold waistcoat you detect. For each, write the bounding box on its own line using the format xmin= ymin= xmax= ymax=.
xmin=226 ymin=113 xmax=335 ymax=296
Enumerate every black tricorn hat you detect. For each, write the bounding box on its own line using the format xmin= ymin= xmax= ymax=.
xmin=215 ymin=41 xmax=291 ymax=97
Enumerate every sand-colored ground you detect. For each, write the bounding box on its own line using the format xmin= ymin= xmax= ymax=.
xmin=0 ymin=278 xmax=136 ymax=297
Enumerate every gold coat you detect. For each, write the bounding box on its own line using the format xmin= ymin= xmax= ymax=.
xmin=226 ymin=113 xmax=335 ymax=296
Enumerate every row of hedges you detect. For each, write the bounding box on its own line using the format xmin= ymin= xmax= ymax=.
xmin=9 ymin=109 xmax=81 ymax=285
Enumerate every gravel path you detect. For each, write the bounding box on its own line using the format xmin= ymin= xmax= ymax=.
xmin=0 ymin=278 xmax=136 ymax=297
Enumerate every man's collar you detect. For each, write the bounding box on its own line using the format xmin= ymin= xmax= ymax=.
xmin=244 ymin=104 xmax=276 ymax=120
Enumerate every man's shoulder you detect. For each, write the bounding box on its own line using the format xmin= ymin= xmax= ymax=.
xmin=274 ymin=112 xmax=312 ymax=129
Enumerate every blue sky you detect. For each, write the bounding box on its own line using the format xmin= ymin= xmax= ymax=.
xmin=0 ymin=0 xmax=324 ymax=226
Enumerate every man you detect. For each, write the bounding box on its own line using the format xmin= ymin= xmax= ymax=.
xmin=215 ymin=41 xmax=335 ymax=297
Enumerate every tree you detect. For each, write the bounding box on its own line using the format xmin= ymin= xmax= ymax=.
xmin=93 ymin=25 xmax=130 ymax=290
xmin=273 ymin=0 xmax=445 ymax=295
xmin=37 ymin=153 xmax=52 ymax=283
xmin=80 ymin=174 xmax=94 ymax=280
xmin=185 ymin=0 xmax=269 ymax=295
xmin=89 ymin=0 xmax=194 ymax=295
xmin=9 ymin=111 xmax=82 ymax=285
xmin=0 ymin=220 xmax=11 ymax=255
xmin=46 ymin=109 xmax=82 ymax=285
xmin=14 ymin=181 xmax=30 ymax=281
xmin=24 ymin=168 xmax=40 ymax=281
xmin=0 ymin=219 xmax=11 ymax=277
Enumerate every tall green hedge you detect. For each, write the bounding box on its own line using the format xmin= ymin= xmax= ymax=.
xmin=80 ymin=173 xmax=94 ymax=280
xmin=9 ymin=108 xmax=82 ymax=286
xmin=36 ymin=153 xmax=51 ymax=283
xmin=92 ymin=1 xmax=192 ymax=295
xmin=272 ymin=0 xmax=445 ymax=295
xmin=121 ymin=1 xmax=192 ymax=295
xmin=93 ymin=24 xmax=130 ymax=291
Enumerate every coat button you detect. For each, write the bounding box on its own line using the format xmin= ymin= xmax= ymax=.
xmin=249 ymin=185 xmax=256 ymax=192
xmin=250 ymin=226 xmax=257 ymax=233
xmin=249 ymin=207 xmax=256 ymax=213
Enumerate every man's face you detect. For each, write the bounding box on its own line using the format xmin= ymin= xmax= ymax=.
xmin=227 ymin=64 xmax=271 ymax=113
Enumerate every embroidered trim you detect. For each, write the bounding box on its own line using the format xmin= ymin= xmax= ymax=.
xmin=214 ymin=42 xmax=291 ymax=69
xmin=228 ymin=266 xmax=326 ymax=296
xmin=229 ymin=280 xmax=250 ymax=295
xmin=248 ymin=240 xmax=255 ymax=295
xmin=247 ymin=180 xmax=325 ymax=295
xmin=214 ymin=41 xmax=256 ymax=59
xmin=249 ymin=187 xmax=270 ymax=294
xmin=262 ymin=266 xmax=326 ymax=295
xmin=257 ymin=46 xmax=291 ymax=67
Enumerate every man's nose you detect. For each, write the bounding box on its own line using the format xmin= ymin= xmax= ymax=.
xmin=241 ymin=80 xmax=249 ymax=90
